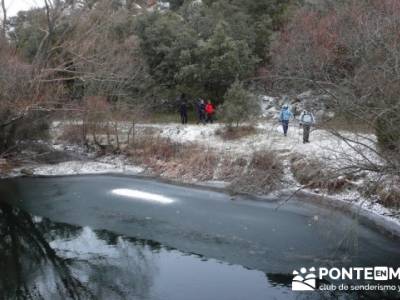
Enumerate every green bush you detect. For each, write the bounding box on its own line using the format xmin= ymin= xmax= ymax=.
xmin=220 ymin=80 xmax=260 ymax=127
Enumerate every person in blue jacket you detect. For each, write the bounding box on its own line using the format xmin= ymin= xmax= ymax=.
xmin=279 ymin=104 xmax=294 ymax=137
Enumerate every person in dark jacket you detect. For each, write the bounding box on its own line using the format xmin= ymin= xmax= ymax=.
xmin=196 ymin=98 xmax=206 ymax=124
xmin=200 ymin=99 xmax=206 ymax=124
xmin=178 ymin=93 xmax=188 ymax=125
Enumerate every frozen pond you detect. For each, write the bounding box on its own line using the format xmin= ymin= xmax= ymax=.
xmin=0 ymin=175 xmax=399 ymax=299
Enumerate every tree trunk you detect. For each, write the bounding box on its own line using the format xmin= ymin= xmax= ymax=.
xmin=1 ymin=0 xmax=6 ymax=38
xmin=113 ymin=122 xmax=120 ymax=151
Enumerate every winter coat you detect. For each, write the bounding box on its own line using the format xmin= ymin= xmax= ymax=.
xmin=279 ymin=108 xmax=294 ymax=122
xmin=179 ymin=102 xmax=187 ymax=115
xmin=205 ymin=103 xmax=214 ymax=115
xmin=299 ymin=111 xmax=315 ymax=125
xmin=196 ymin=101 xmax=202 ymax=113
xmin=197 ymin=101 xmax=207 ymax=116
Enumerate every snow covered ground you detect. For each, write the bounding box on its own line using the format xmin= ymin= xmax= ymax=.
xmin=143 ymin=122 xmax=375 ymax=160
xmin=33 ymin=160 xmax=144 ymax=176
xmin=139 ymin=121 xmax=381 ymax=176
xmin=14 ymin=156 xmax=144 ymax=177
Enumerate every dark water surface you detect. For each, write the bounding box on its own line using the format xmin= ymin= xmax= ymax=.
xmin=0 ymin=175 xmax=399 ymax=299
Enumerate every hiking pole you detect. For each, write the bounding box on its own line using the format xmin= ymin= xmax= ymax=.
xmin=297 ymin=120 xmax=301 ymax=144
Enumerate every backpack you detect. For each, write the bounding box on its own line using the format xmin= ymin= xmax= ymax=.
xmin=301 ymin=111 xmax=314 ymax=124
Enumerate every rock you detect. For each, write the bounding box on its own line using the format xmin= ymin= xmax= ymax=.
xmin=0 ymin=159 xmax=8 ymax=174
xmin=260 ymin=95 xmax=278 ymax=117
xmin=326 ymin=111 xmax=335 ymax=119
xmin=0 ymin=159 xmax=6 ymax=166
xmin=319 ymin=94 xmax=332 ymax=101
xmin=281 ymin=95 xmax=290 ymax=105
xmin=261 ymin=91 xmax=335 ymax=121
xmin=261 ymin=95 xmax=276 ymax=103
xmin=315 ymin=109 xmax=326 ymax=120
xmin=291 ymin=103 xmax=302 ymax=117
xmin=36 ymin=150 xmax=78 ymax=164
xmin=291 ymin=97 xmax=301 ymax=104
xmin=21 ymin=168 xmax=34 ymax=176
xmin=263 ymin=106 xmax=279 ymax=118
xmin=297 ymin=90 xmax=313 ymax=100
xmin=315 ymin=109 xmax=336 ymax=122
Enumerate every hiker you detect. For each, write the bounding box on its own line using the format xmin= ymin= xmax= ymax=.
xmin=178 ymin=94 xmax=188 ymax=125
xmin=299 ymin=109 xmax=316 ymax=143
xmin=196 ymin=98 xmax=206 ymax=124
xmin=205 ymin=100 xmax=215 ymax=124
xmin=279 ymin=104 xmax=294 ymax=136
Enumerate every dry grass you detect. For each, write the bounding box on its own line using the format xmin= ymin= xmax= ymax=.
xmin=361 ymin=176 xmax=400 ymax=209
xmin=125 ymin=133 xmax=218 ymax=181
xmin=317 ymin=116 xmax=374 ymax=134
xmin=290 ymin=154 xmax=352 ymax=192
xmin=215 ymin=126 xmax=257 ymax=141
xmin=228 ymin=150 xmax=284 ymax=195
xmin=290 ymin=155 xmax=325 ymax=185
xmin=57 ymin=124 xmax=86 ymax=144
xmin=377 ymin=186 xmax=400 ymax=209
xmin=291 ymin=154 xmax=400 ymax=209
xmin=217 ymin=156 xmax=248 ymax=180
xmin=123 ymin=129 xmax=284 ymax=193
xmin=0 ymin=159 xmax=14 ymax=174
xmin=57 ymin=121 xmax=133 ymax=154
xmin=126 ymin=131 xmax=284 ymax=193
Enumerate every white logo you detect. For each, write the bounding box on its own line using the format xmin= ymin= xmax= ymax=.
xmin=291 ymin=266 xmax=400 ymax=292
xmin=374 ymin=267 xmax=388 ymax=281
xmin=292 ymin=267 xmax=317 ymax=291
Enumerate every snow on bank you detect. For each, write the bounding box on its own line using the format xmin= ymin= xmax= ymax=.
xmin=295 ymin=188 xmax=400 ymax=237
xmin=32 ymin=157 xmax=144 ymax=176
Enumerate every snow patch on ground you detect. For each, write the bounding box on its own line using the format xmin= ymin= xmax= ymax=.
xmin=153 ymin=122 xmax=378 ymax=166
xmin=33 ymin=157 xmax=144 ymax=176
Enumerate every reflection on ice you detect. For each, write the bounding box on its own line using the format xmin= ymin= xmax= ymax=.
xmin=111 ymin=188 xmax=175 ymax=204
xmin=50 ymin=227 xmax=156 ymax=299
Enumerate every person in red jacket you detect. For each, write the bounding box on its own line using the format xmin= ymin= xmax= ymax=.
xmin=205 ymin=100 xmax=215 ymax=124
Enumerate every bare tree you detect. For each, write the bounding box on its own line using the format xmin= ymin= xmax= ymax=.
xmin=269 ymin=0 xmax=400 ymax=206
xmin=1 ymin=0 xmax=149 ymax=156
